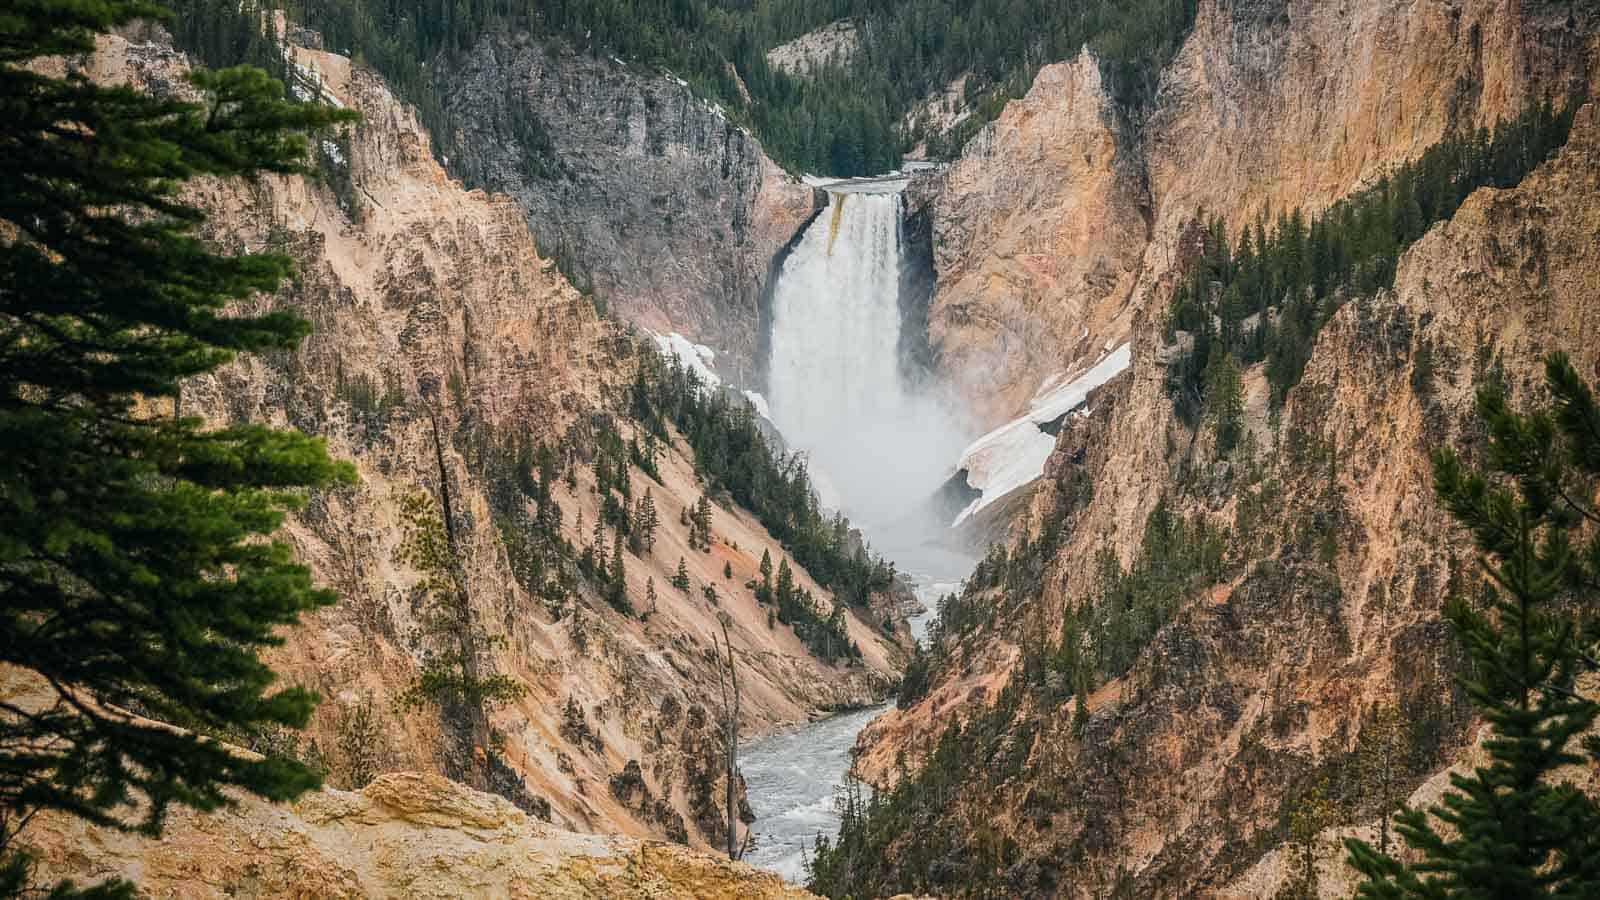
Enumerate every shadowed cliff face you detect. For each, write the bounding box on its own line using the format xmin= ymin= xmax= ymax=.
xmin=435 ymin=35 xmax=818 ymax=381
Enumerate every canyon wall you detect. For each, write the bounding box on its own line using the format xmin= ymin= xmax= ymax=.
xmin=436 ymin=35 xmax=819 ymax=381
xmin=920 ymin=0 xmax=1595 ymax=430
xmin=63 ymin=30 xmax=901 ymax=861
xmin=854 ymin=0 xmax=1600 ymax=895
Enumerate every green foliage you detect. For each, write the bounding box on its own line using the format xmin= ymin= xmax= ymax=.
xmin=896 ymin=644 xmax=931 ymax=708
xmin=804 ymin=0 xmax=1197 ymax=161
xmin=1043 ymin=498 xmax=1227 ymax=686
xmin=628 ymin=350 xmax=894 ymax=610
xmin=808 ymin=676 xmax=1033 ymax=894
xmin=1167 ymin=100 xmax=1577 ymax=415
xmin=168 ymin=0 xmax=1198 ymax=177
xmin=394 ymin=493 xmax=527 ymax=712
xmin=0 ymin=2 xmax=356 ymax=888
xmin=1353 ymin=703 xmax=1410 ymax=857
xmin=631 ymin=489 xmax=659 ymax=556
xmin=772 ymin=557 xmax=858 ymax=663
xmin=335 ymin=692 xmax=387 ymax=790
xmin=810 ymin=495 xmax=1233 ymax=896
xmin=689 ymin=495 xmax=714 ymax=551
xmin=1345 ymin=353 xmax=1600 ymax=897
xmin=1276 ymin=783 xmax=1341 ymax=900
xmin=1203 ymin=350 xmax=1245 ymax=453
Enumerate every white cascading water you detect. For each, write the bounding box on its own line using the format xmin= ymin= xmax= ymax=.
xmin=748 ymin=185 xmax=970 ymax=883
xmin=766 ymin=189 xmax=965 ymax=532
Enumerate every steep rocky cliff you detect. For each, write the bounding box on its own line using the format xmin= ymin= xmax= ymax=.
xmin=844 ymin=1 xmax=1600 ymax=895
xmin=435 ymin=35 xmax=819 ymax=381
xmin=912 ymin=50 xmax=1149 ymax=427
xmin=59 ymin=29 xmax=902 ymax=867
xmin=919 ymin=0 xmax=1595 ymax=431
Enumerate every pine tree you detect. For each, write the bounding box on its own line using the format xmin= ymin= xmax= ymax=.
xmin=608 ymin=530 xmax=630 ymax=614
xmin=673 ymin=557 xmax=691 ymax=592
xmin=0 ymin=0 xmax=356 ymax=888
xmin=1346 ymin=353 xmax=1600 ymax=897
xmin=757 ymin=549 xmax=774 ymax=604
xmin=394 ymin=493 xmax=525 ymax=713
xmin=1353 ymin=702 xmax=1409 ymax=857
xmin=724 ymin=561 xmax=733 ymax=580
xmin=1072 ymin=670 xmax=1091 ymax=737
xmin=643 ymin=577 xmax=659 ymax=619
xmin=643 ymin=431 xmax=660 ymax=475
xmin=1278 ymin=784 xmax=1339 ymax=900
xmin=1203 ymin=351 xmax=1244 ymax=453
xmin=776 ymin=558 xmax=795 ymax=617
xmin=693 ymin=495 xmax=714 ymax=551
xmin=636 ymin=489 xmax=658 ymax=555
xmin=335 ymin=692 xmax=386 ymax=791
xmin=592 ymin=519 xmax=608 ymax=575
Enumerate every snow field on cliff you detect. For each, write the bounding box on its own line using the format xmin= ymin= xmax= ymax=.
xmin=952 ymin=343 xmax=1130 ymax=526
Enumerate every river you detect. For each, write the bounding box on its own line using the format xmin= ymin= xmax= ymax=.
xmin=745 ymin=179 xmax=973 ymax=885
xmin=742 ymin=566 xmax=965 ymax=884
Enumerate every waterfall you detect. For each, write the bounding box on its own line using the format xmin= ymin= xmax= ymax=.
xmin=766 ymin=189 xmax=963 ymax=533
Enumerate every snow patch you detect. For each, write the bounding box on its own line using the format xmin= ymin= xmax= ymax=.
xmin=651 ymin=332 xmax=720 ymax=392
xmin=951 ymin=344 xmax=1131 ymax=526
xmin=743 ymin=390 xmax=771 ymax=420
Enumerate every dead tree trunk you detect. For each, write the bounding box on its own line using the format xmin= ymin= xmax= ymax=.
xmin=712 ymin=615 xmax=745 ymax=859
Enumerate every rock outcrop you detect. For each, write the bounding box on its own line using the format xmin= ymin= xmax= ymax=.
xmin=766 ymin=21 xmax=860 ymax=77
xmin=436 ymin=35 xmax=818 ymax=380
xmin=914 ymin=50 xmax=1148 ymax=428
xmin=21 ymin=772 xmax=815 ymax=898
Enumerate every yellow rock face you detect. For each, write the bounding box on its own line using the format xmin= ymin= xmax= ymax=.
xmin=21 ymin=773 xmax=816 ymax=899
xmin=923 ymin=0 xmax=1596 ymax=429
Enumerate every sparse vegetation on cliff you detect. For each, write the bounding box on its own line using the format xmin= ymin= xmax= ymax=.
xmin=628 ymin=350 xmax=892 ymax=612
xmin=1166 ymin=99 xmax=1579 ymax=417
xmin=1346 ymin=354 xmax=1600 ymax=897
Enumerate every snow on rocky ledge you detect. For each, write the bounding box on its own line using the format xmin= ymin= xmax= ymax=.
xmin=951 ymin=343 xmax=1131 ymax=527
xmin=651 ymin=331 xmax=721 ymax=391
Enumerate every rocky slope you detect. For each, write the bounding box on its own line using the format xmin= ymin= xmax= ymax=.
xmin=766 ymin=21 xmax=860 ymax=77
xmin=435 ymin=34 xmax=819 ymax=381
xmin=849 ymin=1 xmax=1600 ymax=895
xmin=918 ymin=0 xmax=1595 ymax=431
xmin=21 ymin=772 xmax=814 ymax=899
xmin=64 ymin=28 xmax=903 ymax=865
